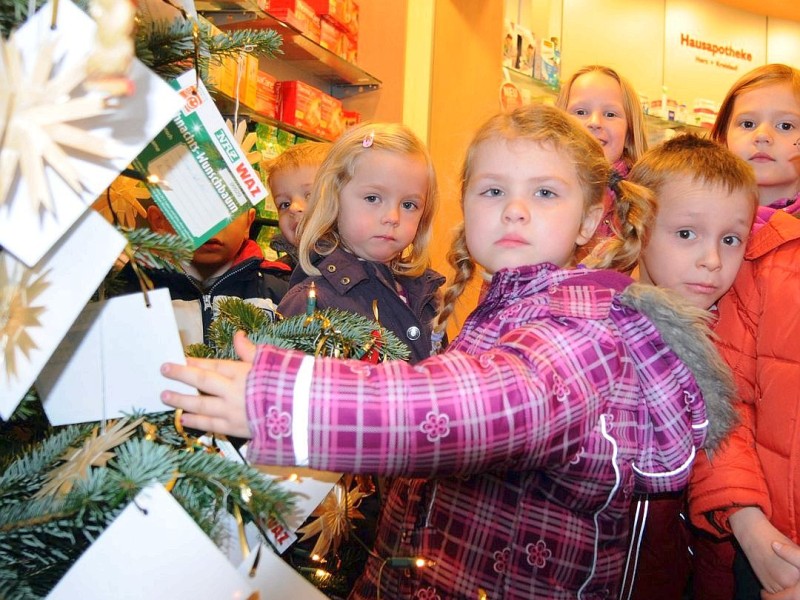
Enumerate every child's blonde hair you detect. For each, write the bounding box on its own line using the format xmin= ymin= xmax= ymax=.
xmin=263 ymin=141 xmax=331 ymax=192
xmin=588 ymin=134 xmax=759 ymax=273
xmin=556 ymin=65 xmax=649 ymax=169
xmin=297 ymin=122 xmax=438 ymax=277
xmin=711 ymin=63 xmax=800 ymax=145
xmin=432 ymin=103 xmax=651 ymax=334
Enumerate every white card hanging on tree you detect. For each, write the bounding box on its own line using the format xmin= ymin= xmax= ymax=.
xmin=36 ymin=288 xmax=196 ymax=426
xmin=46 ymin=483 xmax=256 ymax=600
xmin=0 ymin=0 xmax=183 ymax=268
xmin=239 ymin=543 xmax=329 ymax=599
xmin=0 ymin=210 xmax=126 ymax=420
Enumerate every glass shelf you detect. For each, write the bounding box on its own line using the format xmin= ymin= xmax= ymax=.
xmin=197 ymin=0 xmax=380 ymax=99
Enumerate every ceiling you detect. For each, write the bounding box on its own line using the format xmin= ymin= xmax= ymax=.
xmin=714 ymin=0 xmax=800 ymax=22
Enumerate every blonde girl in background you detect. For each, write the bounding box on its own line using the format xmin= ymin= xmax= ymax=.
xmin=161 ymin=104 xmax=735 ymax=599
xmin=557 ymin=65 xmax=649 ymax=256
xmin=688 ymin=63 xmax=800 ymax=599
xmin=276 ymin=122 xmax=445 ymax=364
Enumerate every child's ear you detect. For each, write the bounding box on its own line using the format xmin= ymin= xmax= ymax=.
xmin=245 ymin=207 xmax=256 ymax=228
xmin=577 ymin=204 xmax=603 ymax=246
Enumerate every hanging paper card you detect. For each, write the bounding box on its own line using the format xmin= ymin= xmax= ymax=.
xmin=132 ymin=71 xmax=268 ymax=249
xmin=0 ymin=210 xmax=126 ymax=420
xmin=46 ymin=483 xmax=256 ymax=600
xmin=218 ymin=439 xmax=341 ymax=554
xmin=36 ymin=288 xmax=196 ymax=426
xmin=239 ymin=543 xmax=329 ymax=599
xmin=0 ymin=0 xmax=183 ymax=268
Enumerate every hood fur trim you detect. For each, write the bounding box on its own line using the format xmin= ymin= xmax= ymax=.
xmin=619 ymin=283 xmax=737 ymax=452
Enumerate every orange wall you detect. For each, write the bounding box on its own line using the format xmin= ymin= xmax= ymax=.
xmin=343 ymin=1 xmax=408 ymax=122
xmin=428 ymin=0 xmax=504 ymax=335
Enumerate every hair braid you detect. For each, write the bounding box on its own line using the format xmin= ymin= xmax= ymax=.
xmin=432 ymin=223 xmax=475 ymax=335
xmin=585 ymin=179 xmax=653 ymax=272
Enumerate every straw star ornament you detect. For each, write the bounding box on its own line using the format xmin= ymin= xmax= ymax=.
xmin=0 ymin=36 xmax=122 ymax=216
xmin=0 ymin=257 xmax=49 ymax=381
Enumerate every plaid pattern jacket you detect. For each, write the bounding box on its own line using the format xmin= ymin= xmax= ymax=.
xmin=246 ymin=264 xmax=712 ymax=599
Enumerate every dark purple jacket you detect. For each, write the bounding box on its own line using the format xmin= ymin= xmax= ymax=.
xmin=278 ymin=247 xmax=445 ymax=363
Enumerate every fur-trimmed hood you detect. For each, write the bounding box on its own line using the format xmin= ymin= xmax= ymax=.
xmin=620 ymin=283 xmax=737 ymax=453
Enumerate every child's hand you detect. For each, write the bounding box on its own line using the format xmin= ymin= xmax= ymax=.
xmin=731 ymin=507 xmax=800 ymax=594
xmin=161 ymin=332 xmax=256 ymax=439
xmin=763 ymin=543 xmax=800 ymax=599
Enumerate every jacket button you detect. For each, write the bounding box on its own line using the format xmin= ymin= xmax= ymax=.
xmin=406 ymin=326 xmax=420 ymax=340
xmin=327 ymin=265 xmax=337 ymax=272
xmin=340 ymin=276 xmax=351 ymax=285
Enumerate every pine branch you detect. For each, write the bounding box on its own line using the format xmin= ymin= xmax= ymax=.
xmin=135 ymin=17 xmax=282 ymax=82
xmin=0 ymin=425 xmax=94 ymax=503
xmin=190 ymin=298 xmax=412 ymax=362
xmin=123 ymin=227 xmax=195 ymax=271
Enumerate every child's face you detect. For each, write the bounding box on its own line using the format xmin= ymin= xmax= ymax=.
xmin=337 ymin=149 xmax=427 ymax=264
xmin=192 ymin=209 xmax=255 ymax=272
xmin=725 ymin=82 xmax=800 ymax=206
xmin=463 ymin=139 xmax=600 ymax=274
xmin=565 ymin=71 xmax=628 ymax=164
xmin=638 ymin=177 xmax=752 ymax=309
xmin=269 ymin=165 xmax=318 ymax=246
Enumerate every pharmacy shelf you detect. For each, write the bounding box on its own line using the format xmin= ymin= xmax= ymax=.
xmin=197 ymin=0 xmax=380 ymax=99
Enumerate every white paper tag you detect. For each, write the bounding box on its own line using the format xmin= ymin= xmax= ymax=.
xmin=239 ymin=543 xmax=329 ymax=599
xmin=0 ymin=210 xmax=126 ymax=420
xmin=36 ymin=288 xmax=196 ymax=426
xmin=46 ymin=483 xmax=255 ymax=599
xmin=0 ymin=0 xmax=183 ymax=267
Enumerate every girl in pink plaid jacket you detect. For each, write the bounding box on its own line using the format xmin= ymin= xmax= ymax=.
xmin=162 ymin=104 xmax=736 ymax=599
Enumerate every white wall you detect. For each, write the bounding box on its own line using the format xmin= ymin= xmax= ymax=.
xmin=507 ymin=0 xmax=799 ymax=111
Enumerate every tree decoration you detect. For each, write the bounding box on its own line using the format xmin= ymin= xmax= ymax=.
xmin=0 ymin=257 xmax=49 ymax=382
xmin=91 ymin=174 xmax=150 ymax=229
xmin=0 ymin=36 xmax=123 ymax=215
xmin=296 ymin=475 xmax=367 ymax=559
xmin=85 ymin=0 xmax=136 ymax=96
xmin=35 ymin=417 xmax=144 ymax=498
xmin=227 ymin=118 xmax=261 ymax=166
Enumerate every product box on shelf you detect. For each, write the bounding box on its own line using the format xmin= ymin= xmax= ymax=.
xmin=234 ymin=53 xmax=259 ymax=109
xmin=306 ymin=0 xmax=358 ymax=38
xmin=533 ymin=36 xmax=559 ymax=88
xmin=265 ymin=0 xmax=322 ymax=42
xmin=221 ymin=4 xmax=320 ymax=44
xmin=342 ymin=32 xmax=357 ymax=64
xmin=650 ymin=97 xmax=678 ymax=121
xmin=692 ymin=98 xmax=719 ymax=128
xmin=207 ymin=56 xmax=233 ymax=98
xmin=319 ymin=18 xmax=345 ymax=55
xmin=277 ymin=80 xmax=326 ymax=137
xmin=342 ymin=108 xmax=361 ymax=129
xmin=255 ymin=70 xmax=279 ymax=119
xmin=320 ymin=93 xmax=344 ymax=140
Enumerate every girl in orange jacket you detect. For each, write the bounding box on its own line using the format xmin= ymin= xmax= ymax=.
xmin=688 ymin=63 xmax=800 ymax=600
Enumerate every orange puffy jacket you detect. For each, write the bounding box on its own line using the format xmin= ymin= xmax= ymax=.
xmin=689 ymin=209 xmax=800 ymax=540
